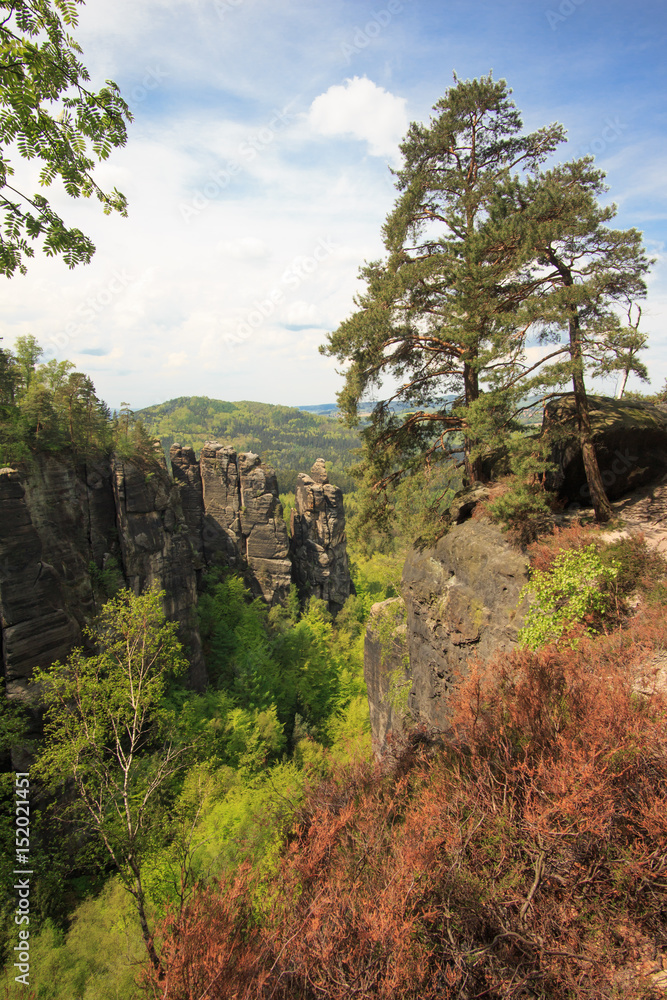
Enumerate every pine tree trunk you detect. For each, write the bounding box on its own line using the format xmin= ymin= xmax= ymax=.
xmin=463 ymin=361 xmax=484 ymax=483
xmin=569 ymin=316 xmax=613 ymax=523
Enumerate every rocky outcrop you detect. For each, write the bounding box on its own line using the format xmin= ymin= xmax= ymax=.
xmin=196 ymin=443 xmax=291 ymax=605
xmin=0 ymin=466 xmax=80 ymax=700
xmin=545 ymin=395 xmax=667 ymax=504
xmin=290 ymin=459 xmax=352 ymax=615
xmin=200 ymin=443 xmax=243 ymax=568
xmin=0 ymin=449 xmax=206 ymax=698
xmin=112 ymin=449 xmax=206 ymax=689
xmin=170 ymin=444 xmax=204 ymax=567
xmin=363 ymin=598 xmax=411 ymax=749
xmin=364 ymin=518 xmax=530 ymax=743
xmin=239 ymin=452 xmax=292 ymax=605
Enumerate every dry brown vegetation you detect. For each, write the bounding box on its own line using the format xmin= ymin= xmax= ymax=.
xmin=145 ymin=536 xmax=667 ymax=1000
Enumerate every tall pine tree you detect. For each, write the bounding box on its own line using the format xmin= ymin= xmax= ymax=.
xmin=322 ymin=74 xmax=565 ymax=526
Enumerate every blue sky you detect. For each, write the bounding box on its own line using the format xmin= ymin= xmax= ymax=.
xmin=3 ymin=0 xmax=666 ymax=409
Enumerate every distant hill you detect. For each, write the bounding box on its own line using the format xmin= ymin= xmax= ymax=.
xmin=135 ymin=396 xmax=361 ymax=494
xmin=298 ymin=403 xmax=340 ymax=417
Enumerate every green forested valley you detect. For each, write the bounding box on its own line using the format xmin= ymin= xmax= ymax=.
xmin=135 ymin=397 xmax=361 ymax=493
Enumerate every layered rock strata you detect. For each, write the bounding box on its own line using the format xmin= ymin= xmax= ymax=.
xmin=169 ymin=444 xmax=204 ymax=567
xmin=112 ymin=448 xmax=206 ymax=689
xmin=0 ymin=466 xmax=80 ymax=700
xmin=0 ymin=449 xmax=206 ymax=698
xmin=290 ymin=458 xmax=352 ymax=615
xmin=175 ymin=442 xmax=291 ymax=606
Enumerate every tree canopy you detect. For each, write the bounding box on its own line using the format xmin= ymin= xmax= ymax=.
xmin=490 ymin=158 xmax=652 ymax=520
xmin=322 ymin=75 xmax=565 ymax=505
xmin=0 ymin=0 xmax=131 ymax=276
xmin=322 ymin=74 xmax=651 ymax=527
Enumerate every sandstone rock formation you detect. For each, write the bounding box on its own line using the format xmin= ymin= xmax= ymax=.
xmin=290 ymin=459 xmax=352 ymax=615
xmin=112 ymin=448 xmax=206 ymax=689
xmin=169 ymin=443 xmax=204 ymax=566
xmin=238 ymin=452 xmax=292 ymax=605
xmin=364 ymin=518 xmax=530 ymax=747
xmin=185 ymin=442 xmax=291 ymax=606
xmin=0 ymin=466 xmax=80 ymax=700
xmin=401 ymin=519 xmax=530 ymax=732
xmin=545 ymin=395 xmax=667 ymax=504
xmin=0 ymin=449 xmax=206 ymax=699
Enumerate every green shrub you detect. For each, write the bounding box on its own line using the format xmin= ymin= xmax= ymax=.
xmin=518 ymin=544 xmax=619 ymax=649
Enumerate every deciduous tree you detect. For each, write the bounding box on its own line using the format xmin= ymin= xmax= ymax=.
xmin=34 ymin=589 xmax=191 ymax=973
xmin=0 ymin=0 xmax=130 ymax=276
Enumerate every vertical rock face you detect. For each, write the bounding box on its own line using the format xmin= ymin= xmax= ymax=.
xmin=0 ymin=467 xmax=80 ymax=699
xmin=238 ymin=453 xmax=291 ymax=605
xmin=169 ymin=444 xmax=204 ymax=566
xmin=0 ymin=450 xmax=207 ymax=698
xmin=290 ymin=458 xmax=352 ymax=615
xmin=363 ymin=597 xmax=411 ymax=751
xmin=195 ymin=442 xmax=291 ymax=606
xmin=111 ymin=449 xmax=206 ymax=690
xmin=199 ymin=443 xmax=243 ymax=567
xmin=400 ymin=519 xmax=530 ymax=733
xmin=363 ymin=518 xmax=530 ymax=750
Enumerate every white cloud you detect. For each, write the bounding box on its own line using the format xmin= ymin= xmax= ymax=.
xmin=216 ymin=237 xmax=270 ymax=259
xmin=285 ymin=301 xmax=321 ymax=326
xmin=308 ymin=76 xmax=408 ymax=162
xmin=165 ymin=351 xmax=188 ymax=368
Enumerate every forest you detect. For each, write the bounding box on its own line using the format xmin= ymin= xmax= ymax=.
xmin=135 ymin=396 xmax=362 ymax=494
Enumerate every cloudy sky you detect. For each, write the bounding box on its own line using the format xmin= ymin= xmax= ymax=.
xmin=2 ymin=0 xmax=666 ymax=410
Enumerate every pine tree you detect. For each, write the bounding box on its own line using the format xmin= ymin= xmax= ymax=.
xmin=321 ymin=74 xmax=566 ymax=524
xmin=492 ymin=158 xmax=652 ymax=521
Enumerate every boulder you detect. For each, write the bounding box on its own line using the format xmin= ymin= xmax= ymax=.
xmin=290 ymin=459 xmax=352 ymax=615
xmin=544 ymin=395 xmax=667 ymax=504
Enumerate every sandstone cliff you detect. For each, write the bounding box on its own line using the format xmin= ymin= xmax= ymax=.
xmin=174 ymin=441 xmax=292 ymax=606
xmin=0 ymin=449 xmax=206 ymax=698
xmin=364 ymin=517 xmax=530 ymax=749
xmin=290 ymin=458 xmax=352 ymax=615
